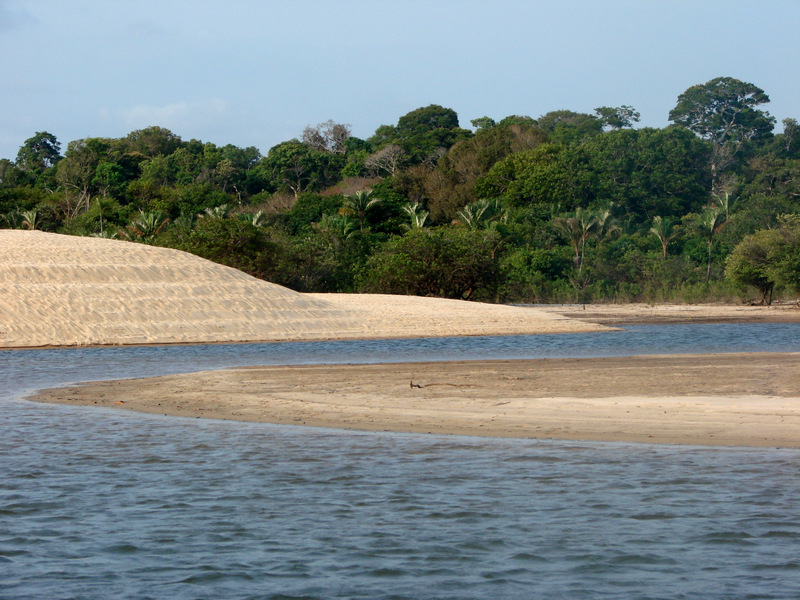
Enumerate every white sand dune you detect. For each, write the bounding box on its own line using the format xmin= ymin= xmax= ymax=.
xmin=0 ymin=230 xmax=605 ymax=348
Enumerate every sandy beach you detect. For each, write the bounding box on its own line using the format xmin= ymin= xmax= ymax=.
xmin=5 ymin=229 xmax=800 ymax=447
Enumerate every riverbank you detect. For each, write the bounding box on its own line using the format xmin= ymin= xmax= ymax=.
xmin=5 ymin=230 xmax=800 ymax=349
xmin=30 ymin=352 xmax=800 ymax=448
xmin=537 ymin=302 xmax=800 ymax=326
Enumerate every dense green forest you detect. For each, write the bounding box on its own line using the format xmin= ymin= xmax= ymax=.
xmin=3 ymin=76 xmax=799 ymax=304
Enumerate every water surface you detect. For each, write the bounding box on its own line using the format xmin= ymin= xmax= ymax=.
xmin=2 ymin=323 xmax=800 ymax=599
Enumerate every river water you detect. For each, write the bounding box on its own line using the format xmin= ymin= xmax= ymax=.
xmin=2 ymin=323 xmax=800 ymax=599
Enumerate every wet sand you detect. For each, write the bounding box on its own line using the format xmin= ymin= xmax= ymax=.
xmin=31 ymin=353 xmax=800 ymax=448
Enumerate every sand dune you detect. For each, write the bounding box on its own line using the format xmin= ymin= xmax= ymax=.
xmin=0 ymin=230 xmax=605 ymax=348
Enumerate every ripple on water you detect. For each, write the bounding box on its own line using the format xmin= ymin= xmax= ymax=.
xmin=2 ymin=326 xmax=800 ymax=599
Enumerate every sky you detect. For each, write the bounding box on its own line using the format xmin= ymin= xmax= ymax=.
xmin=0 ymin=0 xmax=798 ymax=161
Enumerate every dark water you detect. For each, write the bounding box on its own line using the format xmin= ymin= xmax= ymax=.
xmin=2 ymin=323 xmax=800 ymax=599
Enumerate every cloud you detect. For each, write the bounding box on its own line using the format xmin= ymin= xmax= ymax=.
xmin=107 ymin=98 xmax=230 ymax=132
xmin=0 ymin=0 xmax=36 ymax=32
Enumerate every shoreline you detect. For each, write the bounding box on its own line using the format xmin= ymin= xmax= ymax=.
xmin=3 ymin=302 xmax=798 ymax=351
xmin=29 ymin=352 xmax=800 ymax=448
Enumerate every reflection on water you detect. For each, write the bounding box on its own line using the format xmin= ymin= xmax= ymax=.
xmin=2 ymin=323 xmax=800 ymax=599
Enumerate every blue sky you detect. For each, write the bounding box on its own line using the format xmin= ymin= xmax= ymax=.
xmin=0 ymin=0 xmax=798 ymax=160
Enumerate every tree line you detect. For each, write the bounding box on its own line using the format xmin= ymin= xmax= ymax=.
xmin=2 ymin=76 xmax=799 ymax=304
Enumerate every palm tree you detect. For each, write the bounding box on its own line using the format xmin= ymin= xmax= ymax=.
xmin=698 ymin=207 xmax=727 ymax=282
xmin=121 ymin=210 xmax=171 ymax=242
xmin=21 ymin=209 xmax=40 ymax=230
xmin=239 ymin=210 xmax=267 ymax=227
xmin=593 ymin=203 xmax=621 ymax=239
xmin=200 ymin=204 xmax=230 ymax=219
xmin=312 ymin=213 xmax=357 ymax=258
xmin=401 ymin=202 xmax=429 ymax=230
xmin=649 ymin=216 xmax=679 ymax=260
xmin=340 ymin=189 xmax=380 ymax=231
xmin=553 ymin=207 xmax=597 ymax=272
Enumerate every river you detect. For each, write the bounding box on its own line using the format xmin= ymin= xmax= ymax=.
xmin=2 ymin=323 xmax=800 ymax=599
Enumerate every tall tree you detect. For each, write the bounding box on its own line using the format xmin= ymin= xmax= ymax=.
xmin=372 ymin=104 xmax=472 ymax=164
xmin=669 ymin=77 xmax=775 ymax=190
xmin=55 ymin=138 xmax=112 ymax=215
xmin=594 ymin=105 xmax=640 ymax=130
xmin=302 ymin=120 xmax=351 ymax=154
xmin=536 ymin=110 xmax=602 ymax=145
xmin=16 ymin=132 xmax=62 ymax=172
xmin=258 ymin=141 xmax=343 ymax=197
xmin=123 ymin=126 xmax=183 ymax=158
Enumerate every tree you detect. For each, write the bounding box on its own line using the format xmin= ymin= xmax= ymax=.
xmin=470 ymin=116 xmax=496 ymax=131
xmin=477 ymin=143 xmax=575 ymax=208
xmin=361 ymin=227 xmax=500 ymax=299
xmin=165 ymin=217 xmax=281 ymax=280
xmin=21 ymin=208 xmax=40 ymax=230
xmin=536 ymin=110 xmax=602 ymax=145
xmin=425 ymin=123 xmax=546 ymax=221
xmin=364 ymin=144 xmax=405 ymax=176
xmin=121 ymin=210 xmax=171 ymax=242
xmin=340 ymin=189 xmax=380 ymax=231
xmin=379 ymin=104 xmax=472 ymax=164
xmin=454 ymin=198 xmax=507 ymax=231
xmin=580 ymin=127 xmax=712 ymax=221
xmin=16 ymin=132 xmax=62 ymax=172
xmin=768 ymin=215 xmax=800 ymax=299
xmin=401 ymin=202 xmax=429 ymax=230
xmin=123 ymin=126 xmax=183 ymax=157
xmin=594 ymin=105 xmax=640 ymax=130
xmin=258 ymin=140 xmax=343 ymax=197
xmin=55 ymin=138 xmax=112 ymax=214
xmin=779 ymin=118 xmax=800 ymax=157
xmin=669 ymin=77 xmax=775 ymax=189
xmin=697 ymin=207 xmax=728 ymax=282
xmin=724 ymin=228 xmax=782 ymax=304
xmin=302 ymin=120 xmax=351 ymax=153
xmin=553 ymin=207 xmax=596 ymax=272
xmin=649 ymin=216 xmax=680 ymax=259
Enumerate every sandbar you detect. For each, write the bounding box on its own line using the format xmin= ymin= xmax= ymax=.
xmin=30 ymin=353 xmax=800 ymax=448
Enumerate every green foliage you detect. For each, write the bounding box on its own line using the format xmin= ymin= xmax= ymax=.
xmin=257 ymin=140 xmax=344 ymax=196
xmin=281 ymin=192 xmax=343 ymax=235
xmin=669 ymin=77 xmax=776 ymax=189
xmin=3 ymin=87 xmax=797 ymax=304
xmin=16 ymin=132 xmax=62 ymax=172
xmin=161 ymin=217 xmax=282 ymax=280
xmin=123 ymin=126 xmax=184 ymax=158
xmin=361 ymin=227 xmax=500 ymax=299
xmin=62 ymin=197 xmax=128 ymax=237
xmin=580 ymin=127 xmax=711 ymax=220
xmin=594 ymin=106 xmax=640 ymax=130
xmin=536 ymin=110 xmax=602 ymax=145
xmin=768 ymin=215 xmax=800 ymax=296
xmin=369 ymin=104 xmax=472 ymax=165
xmin=425 ymin=123 xmax=545 ymax=220
xmin=724 ymin=228 xmax=782 ymax=303
xmin=477 ymin=143 xmax=574 ymax=208
xmin=669 ymin=77 xmax=774 ymax=148
xmin=499 ymin=245 xmax=572 ymax=301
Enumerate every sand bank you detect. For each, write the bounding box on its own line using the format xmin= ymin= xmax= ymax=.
xmin=30 ymin=353 xmax=800 ymax=448
xmin=537 ymin=302 xmax=800 ymax=325
xmin=0 ymin=230 xmax=605 ymax=348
